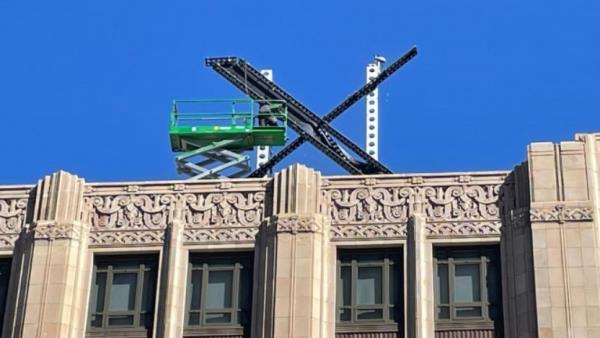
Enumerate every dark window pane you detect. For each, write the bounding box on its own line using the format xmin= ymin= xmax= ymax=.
xmin=239 ymin=266 xmax=252 ymax=311
xmin=139 ymin=313 xmax=152 ymax=327
xmin=357 ymin=267 xmax=382 ymax=305
xmin=206 ymin=270 xmax=233 ymax=309
xmin=92 ymin=272 xmax=107 ymax=312
xmin=456 ymin=306 xmax=482 ymax=318
xmin=188 ymin=312 xmax=200 ymax=326
xmin=487 ymin=262 xmax=498 ymax=304
xmin=389 ymin=307 xmax=397 ymax=321
xmin=357 ymin=308 xmax=383 ymax=320
xmin=437 ymin=306 xmax=450 ymax=319
xmin=389 ymin=265 xmax=397 ymax=305
xmin=108 ymin=314 xmax=134 ymax=326
xmin=190 ymin=270 xmax=203 ymax=310
xmin=90 ymin=314 xmax=103 ymax=328
xmin=141 ymin=270 xmax=156 ymax=313
xmin=340 ymin=266 xmax=351 ymax=306
xmin=454 ymin=264 xmax=480 ymax=303
xmin=206 ymin=312 xmax=232 ymax=323
xmin=339 ymin=308 xmax=351 ymax=321
xmin=436 ymin=264 xmax=449 ymax=304
xmin=109 ymin=273 xmax=137 ymax=311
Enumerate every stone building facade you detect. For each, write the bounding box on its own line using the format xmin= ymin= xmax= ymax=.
xmin=0 ymin=132 xmax=599 ymax=338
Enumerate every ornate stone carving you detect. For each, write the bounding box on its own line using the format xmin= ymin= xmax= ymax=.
xmin=89 ymin=230 xmax=164 ymax=246
xmin=183 ymin=228 xmax=258 ymax=242
xmin=425 ymin=221 xmax=501 ymax=237
xmin=0 ymin=197 xmax=28 ymax=247
xmin=530 ymin=205 xmax=593 ymax=223
xmin=330 ymin=224 xmax=406 ymax=240
xmin=86 ymin=194 xmax=175 ymax=230
xmin=85 ymin=193 xmax=175 ymax=246
xmin=323 ymin=174 xmax=506 ymax=239
xmin=182 ymin=192 xmax=265 ymax=228
xmin=33 ymin=222 xmax=81 ymax=240
xmin=181 ymin=191 xmax=265 ymax=244
xmin=0 ymin=198 xmax=28 ymax=233
xmin=273 ymin=215 xmax=322 ymax=234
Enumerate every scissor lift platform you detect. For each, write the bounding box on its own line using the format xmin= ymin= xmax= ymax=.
xmin=169 ymin=99 xmax=287 ymax=179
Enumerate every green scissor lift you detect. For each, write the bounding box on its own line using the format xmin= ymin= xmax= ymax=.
xmin=169 ymin=99 xmax=288 ymax=179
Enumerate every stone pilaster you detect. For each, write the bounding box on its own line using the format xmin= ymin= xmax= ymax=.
xmin=155 ymin=218 xmax=188 ymax=338
xmin=527 ymin=138 xmax=600 ymax=338
xmin=3 ymin=171 xmax=90 ymax=338
xmin=407 ymin=213 xmax=434 ymax=338
xmin=252 ymin=164 xmax=335 ymax=338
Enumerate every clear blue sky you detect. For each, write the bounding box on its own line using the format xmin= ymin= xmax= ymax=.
xmin=1 ymin=1 xmax=599 ymax=184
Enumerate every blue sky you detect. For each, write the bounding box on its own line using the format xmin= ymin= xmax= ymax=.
xmin=1 ymin=0 xmax=599 ymax=184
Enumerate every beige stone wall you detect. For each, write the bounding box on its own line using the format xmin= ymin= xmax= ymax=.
xmin=0 ymin=133 xmax=598 ymax=338
xmin=525 ymin=135 xmax=600 ymax=338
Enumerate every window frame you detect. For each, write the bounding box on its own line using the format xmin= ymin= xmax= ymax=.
xmin=0 ymin=257 xmax=11 ymax=335
xmin=87 ymin=254 xmax=158 ymax=337
xmin=184 ymin=252 xmax=253 ymax=336
xmin=434 ymin=246 xmax=500 ymax=328
xmin=336 ymin=249 xmax=402 ymax=329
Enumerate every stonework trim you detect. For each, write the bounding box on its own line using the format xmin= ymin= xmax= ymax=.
xmin=32 ymin=221 xmax=82 ymax=240
xmin=272 ymin=214 xmax=324 ymax=234
xmin=530 ymin=204 xmax=593 ymax=223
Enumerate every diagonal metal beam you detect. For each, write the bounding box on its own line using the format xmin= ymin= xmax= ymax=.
xmin=248 ymin=47 xmax=418 ymax=177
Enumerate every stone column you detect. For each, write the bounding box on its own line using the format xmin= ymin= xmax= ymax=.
xmin=406 ymin=213 xmax=435 ymax=338
xmin=527 ymin=138 xmax=600 ymax=338
xmin=3 ymin=171 xmax=90 ymax=338
xmin=155 ymin=215 xmax=188 ymax=338
xmin=252 ymin=164 xmax=336 ymax=338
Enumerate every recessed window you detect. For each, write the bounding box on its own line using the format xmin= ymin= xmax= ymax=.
xmin=87 ymin=255 xmax=158 ymax=337
xmin=185 ymin=252 xmax=253 ymax=337
xmin=0 ymin=258 xmax=11 ymax=334
xmin=336 ymin=249 xmax=402 ymax=333
xmin=434 ymin=246 xmax=502 ymax=332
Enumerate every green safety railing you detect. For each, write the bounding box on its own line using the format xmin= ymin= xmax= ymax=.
xmin=170 ymin=98 xmax=288 ymax=131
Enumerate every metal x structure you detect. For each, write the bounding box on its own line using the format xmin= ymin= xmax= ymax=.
xmin=205 ymin=46 xmax=417 ymax=177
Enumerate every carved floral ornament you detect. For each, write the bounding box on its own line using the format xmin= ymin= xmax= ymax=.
xmin=0 ymin=197 xmax=28 ymax=247
xmin=323 ymin=181 xmax=504 ymax=240
xmin=323 ymin=184 xmax=501 ymax=224
xmin=84 ymin=189 xmax=266 ymax=245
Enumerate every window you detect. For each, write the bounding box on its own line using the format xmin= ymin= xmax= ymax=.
xmin=434 ymin=246 xmax=501 ymax=328
xmin=0 ymin=258 xmax=11 ymax=334
xmin=185 ymin=252 xmax=253 ymax=337
xmin=87 ymin=255 xmax=158 ymax=338
xmin=336 ymin=249 xmax=402 ymax=330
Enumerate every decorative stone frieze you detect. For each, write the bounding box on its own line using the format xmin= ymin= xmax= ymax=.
xmin=529 ymin=204 xmax=593 ymax=223
xmin=272 ymin=214 xmax=323 ymax=234
xmin=83 ymin=180 xmax=267 ymax=246
xmin=33 ymin=221 xmax=82 ymax=240
xmin=322 ymin=172 xmax=508 ymax=240
xmin=0 ymin=187 xmax=30 ymax=247
xmin=84 ymin=193 xmax=175 ymax=246
xmin=425 ymin=221 xmax=501 ymax=237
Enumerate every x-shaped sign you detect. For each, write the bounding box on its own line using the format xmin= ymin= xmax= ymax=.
xmin=205 ymin=46 xmax=417 ymax=177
